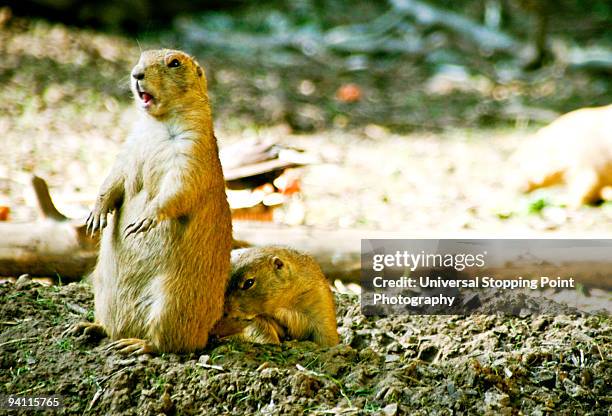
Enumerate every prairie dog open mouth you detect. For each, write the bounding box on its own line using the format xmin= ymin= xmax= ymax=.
xmin=136 ymin=81 xmax=154 ymax=106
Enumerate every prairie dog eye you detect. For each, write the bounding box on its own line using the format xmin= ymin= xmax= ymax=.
xmin=241 ymin=279 xmax=255 ymax=290
xmin=168 ymin=59 xmax=181 ymax=68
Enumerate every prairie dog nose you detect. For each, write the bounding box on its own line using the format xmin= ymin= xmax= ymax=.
xmin=131 ymin=70 xmax=144 ymax=80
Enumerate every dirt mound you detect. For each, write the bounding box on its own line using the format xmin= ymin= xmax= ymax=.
xmin=1 ymin=279 xmax=609 ymax=414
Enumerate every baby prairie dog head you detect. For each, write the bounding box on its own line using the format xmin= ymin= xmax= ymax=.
xmin=224 ymin=247 xmax=298 ymax=319
xmin=130 ymin=49 xmax=207 ymax=119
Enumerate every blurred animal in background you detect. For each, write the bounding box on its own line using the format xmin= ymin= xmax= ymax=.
xmin=212 ymin=247 xmax=339 ymax=347
xmin=515 ymin=104 xmax=612 ymax=206
xmin=220 ymin=139 xmax=318 ymax=221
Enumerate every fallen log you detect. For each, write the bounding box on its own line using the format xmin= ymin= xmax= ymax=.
xmin=2 ymin=177 xmax=611 ymax=291
xmin=0 ymin=175 xmax=387 ymax=281
xmin=0 ymin=176 xmax=369 ymax=281
xmin=0 ymin=176 xmax=99 ymax=280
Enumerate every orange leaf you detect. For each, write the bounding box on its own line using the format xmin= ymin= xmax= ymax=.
xmin=336 ymin=83 xmax=362 ymax=103
xmin=0 ymin=206 xmax=10 ymax=221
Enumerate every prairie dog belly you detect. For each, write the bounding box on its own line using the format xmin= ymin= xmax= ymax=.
xmin=96 ymin=192 xmax=173 ymax=337
xmin=113 ymin=192 xmax=173 ymax=251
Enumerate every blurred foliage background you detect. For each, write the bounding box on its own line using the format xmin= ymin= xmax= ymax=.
xmin=2 ymin=0 xmax=611 ymax=132
xmin=1 ymin=0 xmax=611 ymax=232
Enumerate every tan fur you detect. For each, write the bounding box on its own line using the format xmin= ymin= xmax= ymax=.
xmin=212 ymin=247 xmax=339 ymax=347
xmin=516 ymin=104 xmax=612 ymax=206
xmin=86 ymin=49 xmax=232 ymax=353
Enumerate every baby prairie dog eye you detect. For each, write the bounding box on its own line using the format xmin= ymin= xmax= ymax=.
xmin=167 ymin=59 xmax=181 ymax=68
xmin=241 ymin=279 xmax=255 ymax=290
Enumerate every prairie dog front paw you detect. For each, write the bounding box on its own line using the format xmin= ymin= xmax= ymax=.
xmin=86 ymin=196 xmax=113 ymax=235
xmin=124 ymin=210 xmax=158 ymax=237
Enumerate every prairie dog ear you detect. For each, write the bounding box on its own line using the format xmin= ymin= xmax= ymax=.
xmin=272 ymin=256 xmax=284 ymax=270
xmin=196 ymin=65 xmax=203 ymax=77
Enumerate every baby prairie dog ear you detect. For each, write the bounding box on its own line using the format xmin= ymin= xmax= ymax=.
xmin=195 ymin=64 xmax=203 ymax=78
xmin=272 ymin=256 xmax=284 ymax=271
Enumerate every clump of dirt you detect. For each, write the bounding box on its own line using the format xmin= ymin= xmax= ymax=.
xmin=1 ymin=279 xmax=609 ymax=415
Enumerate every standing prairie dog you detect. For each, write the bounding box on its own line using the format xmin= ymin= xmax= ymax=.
xmin=516 ymin=104 xmax=612 ymax=206
xmin=78 ymin=49 xmax=232 ymax=354
xmin=212 ymin=247 xmax=339 ymax=347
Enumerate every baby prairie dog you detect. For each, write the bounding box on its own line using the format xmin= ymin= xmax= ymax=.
xmin=78 ymin=49 xmax=232 ymax=354
xmin=212 ymin=247 xmax=339 ymax=347
xmin=516 ymin=104 xmax=612 ymax=206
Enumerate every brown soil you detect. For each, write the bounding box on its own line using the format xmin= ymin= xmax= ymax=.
xmin=1 ymin=279 xmax=609 ymax=415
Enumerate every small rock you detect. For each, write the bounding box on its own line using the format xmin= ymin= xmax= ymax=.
xmin=383 ymin=403 xmax=398 ymax=416
xmin=138 ymin=354 xmax=152 ymax=362
xmin=16 ymin=274 xmax=31 ymax=287
xmin=385 ymin=354 xmax=400 ymax=363
xmin=492 ymin=325 xmax=508 ymax=335
xmin=531 ymin=316 xmax=551 ymax=331
xmin=484 ymin=390 xmax=510 ymax=408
